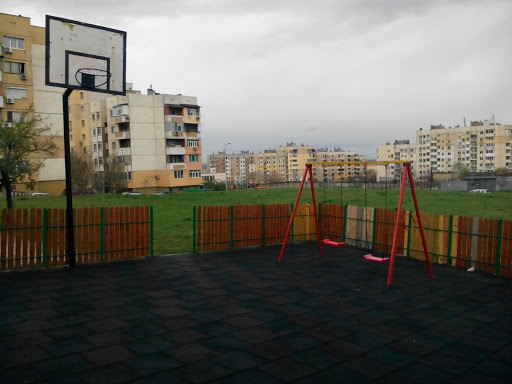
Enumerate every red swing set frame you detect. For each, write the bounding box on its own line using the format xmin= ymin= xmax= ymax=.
xmin=278 ymin=161 xmax=433 ymax=285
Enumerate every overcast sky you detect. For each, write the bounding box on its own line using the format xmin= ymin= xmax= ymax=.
xmin=4 ymin=0 xmax=512 ymax=158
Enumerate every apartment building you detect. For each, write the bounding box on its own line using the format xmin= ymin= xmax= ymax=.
xmin=314 ymin=148 xmax=368 ymax=182
xmin=84 ymin=88 xmax=203 ymax=192
xmin=416 ymin=122 xmax=512 ymax=178
xmin=208 ymin=144 xmax=368 ymax=186
xmin=0 ymin=13 xmax=66 ymax=195
xmin=376 ymin=140 xmax=416 ymax=180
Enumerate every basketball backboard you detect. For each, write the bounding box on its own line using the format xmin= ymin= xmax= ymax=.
xmin=45 ymin=15 xmax=126 ymax=95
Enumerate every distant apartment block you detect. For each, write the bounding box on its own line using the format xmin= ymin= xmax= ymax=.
xmin=80 ymin=86 xmax=203 ymax=192
xmin=208 ymin=143 xmax=368 ymax=187
xmin=416 ymin=122 xmax=512 ymax=178
xmin=376 ymin=121 xmax=512 ymax=180
xmin=0 ymin=13 xmax=66 ymax=195
xmin=376 ymin=140 xmax=416 ymax=180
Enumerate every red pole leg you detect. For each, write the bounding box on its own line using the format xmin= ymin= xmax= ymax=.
xmin=308 ymin=165 xmax=323 ymax=258
xmin=406 ymin=164 xmax=433 ymax=279
xmin=278 ymin=166 xmax=310 ymax=262
xmin=387 ymin=164 xmax=408 ymax=285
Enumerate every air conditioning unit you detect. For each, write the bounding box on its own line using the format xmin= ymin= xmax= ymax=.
xmin=20 ymin=74 xmax=27 ymax=80
xmin=4 ymin=123 xmax=12 ymax=128
xmin=173 ymin=131 xmax=179 ymax=136
xmin=193 ymin=147 xmax=197 ymax=151
xmin=6 ymin=98 xmax=14 ymax=104
xmin=3 ymin=46 xmax=12 ymax=53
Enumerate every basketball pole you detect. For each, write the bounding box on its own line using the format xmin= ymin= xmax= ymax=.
xmin=63 ymin=88 xmax=76 ymax=267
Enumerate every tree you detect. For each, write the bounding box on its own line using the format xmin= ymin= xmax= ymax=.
xmin=0 ymin=109 xmax=57 ymax=209
xmin=365 ymin=169 xmax=377 ymax=183
xmin=453 ymin=162 xmax=469 ymax=180
xmin=96 ymin=154 xmax=127 ymax=193
xmin=247 ymin=171 xmax=265 ymax=185
xmin=264 ymin=171 xmax=282 ymax=184
xmin=70 ymin=151 xmax=95 ymax=188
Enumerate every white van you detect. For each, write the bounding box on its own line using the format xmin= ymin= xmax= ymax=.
xmin=469 ymin=189 xmax=489 ymax=194
xmin=30 ymin=192 xmax=49 ymax=197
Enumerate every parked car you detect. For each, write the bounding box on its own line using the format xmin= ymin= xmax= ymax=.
xmin=30 ymin=192 xmax=49 ymax=197
xmin=469 ymin=189 xmax=489 ymax=194
xmin=122 ymin=191 xmax=142 ymax=196
xmin=61 ymin=188 xmax=97 ymax=196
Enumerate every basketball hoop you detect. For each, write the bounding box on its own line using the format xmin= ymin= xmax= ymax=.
xmin=75 ymin=68 xmax=111 ymax=89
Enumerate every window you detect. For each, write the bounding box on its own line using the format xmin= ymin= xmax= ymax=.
xmin=190 ymin=170 xmax=201 ymax=178
xmin=92 ymin=128 xmax=96 ymax=136
xmin=80 ymin=92 xmax=84 ymax=99
xmin=3 ymin=36 xmax=25 ymax=50
xmin=6 ymin=87 xmax=27 ymax=100
xmin=93 ymin=144 xmax=97 ymax=152
xmin=92 ymin=114 xmax=95 ymax=121
xmin=7 ymin=111 xmax=22 ymax=122
xmin=112 ymin=142 xmax=116 ymax=149
xmin=174 ymin=170 xmax=184 ymax=178
xmin=81 ymin=120 xmax=85 ymax=127
xmin=4 ymin=61 xmax=25 ymax=74
xmin=189 ymin=155 xmax=199 ymax=162
xmin=98 ymin=142 xmax=103 ymax=150
xmin=82 ymin=134 xmax=86 ymax=140
xmin=111 ymin=126 xmax=115 ymax=134
xmin=97 ymin=127 xmax=102 ymax=135
xmin=122 ymin=172 xmax=132 ymax=180
xmin=187 ymin=139 xmax=199 ymax=147
xmin=99 ymin=157 xmax=104 ymax=165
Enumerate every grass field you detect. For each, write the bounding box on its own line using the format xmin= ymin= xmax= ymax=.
xmin=6 ymin=188 xmax=512 ymax=255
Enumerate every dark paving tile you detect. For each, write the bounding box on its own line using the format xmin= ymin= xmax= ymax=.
xmin=166 ymin=342 xmax=219 ymax=363
xmin=201 ymin=334 xmax=251 ymax=353
xmin=124 ymin=352 xmax=183 ymax=376
xmin=163 ymin=328 xmax=208 ymax=346
xmin=222 ymin=314 xmax=266 ymax=329
xmin=42 ymin=337 xmax=96 ymax=357
xmin=32 ymin=353 xmax=93 ymax=380
xmin=0 ymin=346 xmax=51 ymax=368
xmin=125 ymin=335 xmax=173 ymax=355
xmin=211 ymin=350 xmax=265 ymax=371
xmin=86 ymin=330 xmax=136 ymax=347
xmin=173 ymin=360 xmax=233 ymax=384
xmin=214 ymin=368 xmax=281 ymax=384
xmin=260 ymin=357 xmax=317 ymax=381
xmin=82 ymin=345 xmax=136 ymax=367
xmin=80 ymin=363 xmax=139 ymax=384
xmin=248 ymin=339 xmax=297 ymax=360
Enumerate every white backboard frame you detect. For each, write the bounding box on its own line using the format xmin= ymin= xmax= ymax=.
xmin=45 ymin=15 xmax=126 ymax=95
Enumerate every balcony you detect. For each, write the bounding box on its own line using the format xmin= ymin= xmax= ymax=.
xmin=116 ymin=131 xmax=130 ymax=139
xmin=114 ymin=115 xmax=129 ymax=124
xmin=166 ymin=146 xmax=186 ymax=155
xmin=166 ymin=131 xmax=183 ymax=139
xmin=166 ymin=163 xmax=186 ymax=171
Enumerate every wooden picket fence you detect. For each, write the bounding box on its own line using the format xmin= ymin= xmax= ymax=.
xmin=194 ymin=203 xmax=512 ymax=276
xmin=0 ymin=206 xmax=153 ymax=270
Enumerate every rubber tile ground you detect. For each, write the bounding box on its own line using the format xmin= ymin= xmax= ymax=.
xmin=1 ymin=243 xmax=511 ymax=383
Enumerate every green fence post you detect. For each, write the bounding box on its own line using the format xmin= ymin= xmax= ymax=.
xmin=230 ymin=205 xmax=234 ymax=249
xmin=42 ymin=208 xmax=47 ymax=268
xmin=149 ymin=206 xmax=154 ymax=257
xmin=192 ymin=206 xmax=197 ymax=253
xmin=447 ymin=215 xmax=454 ymax=266
xmin=496 ymin=219 xmax=504 ymax=275
xmin=406 ymin=212 xmax=413 ymax=258
xmin=262 ymin=205 xmax=266 ymax=247
xmin=372 ymin=207 xmax=377 ymax=250
xmin=343 ymin=204 xmax=348 ymax=242
xmin=100 ymin=207 xmax=105 ymax=261
xmin=290 ymin=203 xmax=295 ymax=243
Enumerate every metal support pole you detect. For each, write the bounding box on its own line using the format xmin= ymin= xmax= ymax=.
xmin=387 ymin=164 xmax=408 ymax=285
xmin=278 ymin=166 xmax=310 ymax=262
xmin=62 ymin=89 xmax=75 ymax=267
xmin=407 ymin=164 xmax=433 ymax=280
xmin=308 ymin=165 xmax=323 ymax=258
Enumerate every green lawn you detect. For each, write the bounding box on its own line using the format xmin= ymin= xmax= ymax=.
xmin=6 ymin=188 xmax=511 ymax=255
